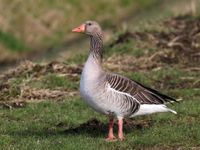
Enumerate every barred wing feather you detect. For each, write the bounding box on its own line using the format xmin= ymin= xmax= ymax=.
xmin=106 ymin=73 xmax=177 ymax=104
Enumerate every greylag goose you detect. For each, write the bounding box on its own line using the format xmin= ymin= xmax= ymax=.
xmin=72 ymin=21 xmax=177 ymax=141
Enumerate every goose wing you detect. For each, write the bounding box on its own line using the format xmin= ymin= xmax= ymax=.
xmin=106 ymin=73 xmax=177 ymax=104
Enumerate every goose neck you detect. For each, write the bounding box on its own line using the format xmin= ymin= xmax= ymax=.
xmin=89 ymin=33 xmax=103 ymax=62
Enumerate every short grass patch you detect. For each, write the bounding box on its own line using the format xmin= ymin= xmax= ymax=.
xmin=40 ymin=73 xmax=78 ymax=90
xmin=0 ymin=95 xmax=199 ymax=149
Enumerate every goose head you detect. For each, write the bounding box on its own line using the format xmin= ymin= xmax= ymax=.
xmin=72 ymin=21 xmax=102 ymax=36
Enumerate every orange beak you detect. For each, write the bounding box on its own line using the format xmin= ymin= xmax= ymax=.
xmin=72 ymin=24 xmax=85 ymax=33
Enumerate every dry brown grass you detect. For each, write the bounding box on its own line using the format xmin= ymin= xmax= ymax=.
xmin=0 ymin=61 xmax=81 ymax=104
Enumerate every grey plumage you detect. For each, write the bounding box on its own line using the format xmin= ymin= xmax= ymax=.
xmin=73 ymin=21 xmax=177 ymax=140
xmin=78 ymin=21 xmax=177 ymax=118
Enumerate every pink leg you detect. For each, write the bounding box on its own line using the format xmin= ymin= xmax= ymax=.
xmin=118 ymin=117 xmax=124 ymax=141
xmin=106 ymin=117 xmax=116 ymax=141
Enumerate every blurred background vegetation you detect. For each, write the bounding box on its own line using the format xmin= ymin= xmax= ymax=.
xmin=0 ymin=0 xmax=199 ymax=67
xmin=0 ymin=0 xmax=158 ymax=63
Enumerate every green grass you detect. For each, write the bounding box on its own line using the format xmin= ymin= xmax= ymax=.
xmin=105 ymin=40 xmax=138 ymax=56
xmin=0 ymin=96 xmax=199 ymax=149
xmin=65 ymin=53 xmax=88 ymax=65
xmin=40 ymin=74 xmax=78 ymax=90
xmin=105 ymin=35 xmax=160 ymax=58
xmin=27 ymin=74 xmax=78 ymax=91
xmin=0 ymin=30 xmax=29 ymax=52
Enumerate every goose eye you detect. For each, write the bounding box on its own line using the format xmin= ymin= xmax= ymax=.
xmin=88 ymin=23 xmax=92 ymax=26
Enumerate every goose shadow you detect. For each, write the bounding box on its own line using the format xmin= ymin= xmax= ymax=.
xmin=6 ymin=118 xmax=153 ymax=138
xmin=62 ymin=118 xmax=153 ymax=138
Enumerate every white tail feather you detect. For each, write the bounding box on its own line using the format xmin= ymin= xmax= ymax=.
xmin=132 ymin=104 xmax=177 ymax=117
